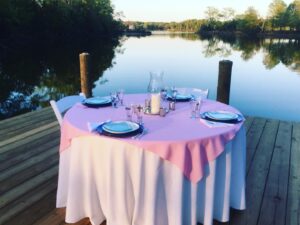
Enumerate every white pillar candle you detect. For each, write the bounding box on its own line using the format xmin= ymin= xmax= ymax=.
xmin=151 ymin=93 xmax=161 ymax=114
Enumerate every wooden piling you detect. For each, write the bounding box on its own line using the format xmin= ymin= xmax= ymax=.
xmin=79 ymin=53 xmax=91 ymax=98
xmin=217 ymin=60 xmax=233 ymax=104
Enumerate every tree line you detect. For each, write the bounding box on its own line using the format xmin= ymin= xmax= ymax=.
xmin=127 ymin=0 xmax=300 ymax=35
xmin=0 ymin=0 xmax=123 ymax=49
xmin=124 ymin=20 xmax=205 ymax=33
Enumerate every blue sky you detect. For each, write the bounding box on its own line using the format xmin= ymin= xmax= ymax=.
xmin=112 ymin=0 xmax=293 ymax=22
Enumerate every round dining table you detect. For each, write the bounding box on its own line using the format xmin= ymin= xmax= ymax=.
xmin=56 ymin=93 xmax=246 ymax=225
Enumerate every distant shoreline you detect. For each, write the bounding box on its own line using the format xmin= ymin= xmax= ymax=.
xmin=125 ymin=30 xmax=300 ymax=39
xmin=198 ymin=31 xmax=300 ymax=39
xmin=123 ymin=30 xmax=152 ymax=36
xmin=151 ymin=31 xmax=195 ymax=35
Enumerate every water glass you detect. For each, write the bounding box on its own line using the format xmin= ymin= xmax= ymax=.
xmin=169 ymin=101 xmax=176 ymax=111
xmin=117 ymin=89 xmax=124 ymax=106
xmin=134 ymin=105 xmax=144 ymax=125
xmin=159 ymin=107 xmax=167 ymax=117
xmin=125 ymin=105 xmax=133 ymax=121
xmin=196 ymin=97 xmax=202 ymax=114
xmin=190 ymin=100 xmax=199 ymax=119
xmin=171 ymin=87 xmax=178 ymax=101
xmin=160 ymin=88 xmax=168 ymax=101
xmin=110 ymin=92 xmax=118 ymax=108
xmin=145 ymin=99 xmax=151 ymax=109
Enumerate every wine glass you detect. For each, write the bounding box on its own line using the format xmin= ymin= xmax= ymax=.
xmin=133 ymin=104 xmax=144 ymax=125
xmin=117 ymin=89 xmax=124 ymax=106
xmin=125 ymin=104 xmax=133 ymax=121
xmin=110 ymin=91 xmax=118 ymax=108
xmin=171 ymin=86 xmax=178 ymax=101
xmin=160 ymin=86 xmax=168 ymax=102
xmin=190 ymin=100 xmax=199 ymax=119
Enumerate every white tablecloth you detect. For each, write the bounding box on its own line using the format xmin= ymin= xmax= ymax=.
xmin=56 ymin=126 xmax=246 ymax=225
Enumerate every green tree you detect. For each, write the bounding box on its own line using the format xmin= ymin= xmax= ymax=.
xmin=286 ymin=0 xmax=300 ymax=30
xmin=268 ymin=0 xmax=287 ymax=30
xmin=204 ymin=7 xmax=222 ymax=30
xmin=236 ymin=7 xmax=262 ymax=34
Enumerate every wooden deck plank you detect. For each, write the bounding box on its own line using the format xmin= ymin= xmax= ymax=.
xmin=0 ymin=109 xmax=55 ymax=133
xmin=0 ymin=151 xmax=58 ymax=194
xmin=0 ymin=114 xmax=56 ymax=137
xmin=246 ymin=117 xmax=268 ymax=173
xmin=0 ymin=117 xmax=57 ymax=142
xmin=0 ymin=176 xmax=58 ymax=224
xmin=32 ymin=209 xmax=66 ymax=225
xmin=244 ymin=116 xmax=254 ymax=134
xmin=32 ymin=208 xmax=93 ymax=225
xmin=0 ymin=121 xmax=59 ymax=151
xmin=246 ymin=119 xmax=279 ymax=175
xmin=0 ymin=165 xmax=58 ymax=209
xmin=0 ymin=148 xmax=57 ymax=182
xmin=0 ymin=136 xmax=59 ymax=172
xmin=257 ymin=121 xmax=292 ymax=225
xmin=1 ymin=190 xmax=58 ymax=225
xmin=0 ymin=123 xmax=59 ymax=160
xmin=285 ymin=122 xmax=300 ymax=225
xmin=0 ymin=107 xmax=53 ymax=127
xmin=0 ymin=111 xmax=56 ymax=138
xmin=230 ymin=119 xmax=280 ymax=225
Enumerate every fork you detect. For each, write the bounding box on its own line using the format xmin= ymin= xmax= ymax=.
xmin=132 ymin=128 xmax=148 ymax=140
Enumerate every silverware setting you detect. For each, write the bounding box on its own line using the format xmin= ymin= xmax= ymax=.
xmin=202 ymin=119 xmax=235 ymax=127
xmin=132 ymin=128 xmax=148 ymax=140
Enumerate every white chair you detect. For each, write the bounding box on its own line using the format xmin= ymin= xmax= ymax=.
xmin=176 ymin=87 xmax=209 ymax=99
xmin=50 ymin=93 xmax=86 ymax=126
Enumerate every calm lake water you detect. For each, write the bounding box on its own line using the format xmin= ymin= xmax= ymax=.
xmin=94 ymin=34 xmax=300 ymax=122
xmin=1 ymin=34 xmax=300 ymax=121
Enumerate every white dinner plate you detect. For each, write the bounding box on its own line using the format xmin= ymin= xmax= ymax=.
xmin=102 ymin=121 xmax=140 ymax=134
xmin=176 ymin=94 xmax=193 ymax=100
xmin=83 ymin=97 xmax=111 ymax=105
xmin=167 ymin=94 xmax=192 ymax=101
xmin=206 ymin=111 xmax=239 ymax=121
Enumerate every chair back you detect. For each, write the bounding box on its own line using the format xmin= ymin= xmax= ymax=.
xmin=50 ymin=93 xmax=86 ymax=126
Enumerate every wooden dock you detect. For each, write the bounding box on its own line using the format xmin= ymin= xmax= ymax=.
xmin=0 ymin=107 xmax=299 ymax=225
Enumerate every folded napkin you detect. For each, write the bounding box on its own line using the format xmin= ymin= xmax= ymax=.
xmin=200 ymin=118 xmax=235 ymax=128
xmin=87 ymin=120 xmax=111 ymax=132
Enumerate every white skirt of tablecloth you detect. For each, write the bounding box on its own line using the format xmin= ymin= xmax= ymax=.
xmin=56 ymin=126 xmax=246 ymax=225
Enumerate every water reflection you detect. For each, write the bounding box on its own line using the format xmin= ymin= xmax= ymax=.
xmin=0 ymin=37 xmax=121 ymax=119
xmin=1 ymin=34 xmax=300 ymax=120
xmin=198 ymin=34 xmax=300 ymax=72
xmin=172 ymin=33 xmax=300 ymax=73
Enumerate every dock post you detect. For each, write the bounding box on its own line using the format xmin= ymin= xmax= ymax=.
xmin=79 ymin=52 xmax=92 ymax=98
xmin=217 ymin=60 xmax=233 ymax=104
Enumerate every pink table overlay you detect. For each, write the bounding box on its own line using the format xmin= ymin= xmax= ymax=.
xmin=60 ymin=94 xmax=244 ymax=183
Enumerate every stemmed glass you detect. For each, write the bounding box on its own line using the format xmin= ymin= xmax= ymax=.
xmin=117 ymin=89 xmax=124 ymax=106
xmin=190 ymin=100 xmax=200 ymax=119
xmin=171 ymin=87 xmax=178 ymax=101
xmin=133 ymin=104 xmax=143 ymax=125
xmin=110 ymin=91 xmax=119 ymax=108
xmin=125 ymin=104 xmax=133 ymax=121
xmin=160 ymin=87 xmax=168 ymax=101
